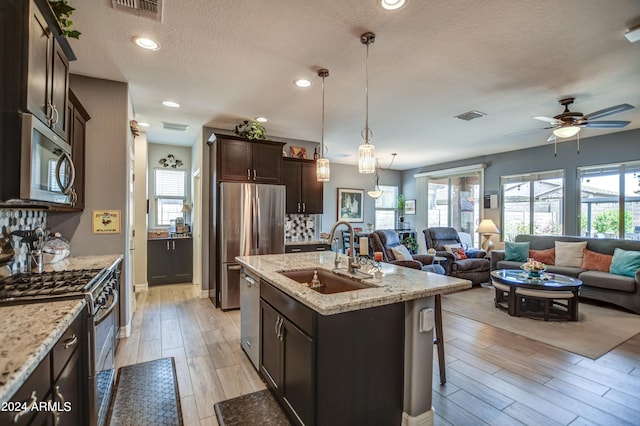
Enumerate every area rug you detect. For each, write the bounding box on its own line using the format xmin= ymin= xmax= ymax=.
xmin=441 ymin=287 xmax=640 ymax=359
xmin=214 ymin=389 xmax=291 ymax=426
xmin=108 ymin=357 xmax=183 ymax=425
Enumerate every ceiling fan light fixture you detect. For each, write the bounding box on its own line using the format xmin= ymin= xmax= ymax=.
xmin=553 ymin=125 xmax=581 ymax=138
xmin=358 ymin=32 xmax=377 ymax=174
xmin=368 ymin=189 xmax=384 ymax=199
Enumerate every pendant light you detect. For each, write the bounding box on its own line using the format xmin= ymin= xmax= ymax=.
xmin=358 ymin=32 xmax=376 ymax=174
xmin=367 ymin=162 xmax=384 ymax=199
xmin=316 ymin=69 xmax=330 ymax=182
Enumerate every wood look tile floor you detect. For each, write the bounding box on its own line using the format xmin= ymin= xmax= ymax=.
xmin=115 ymin=284 xmax=640 ymax=426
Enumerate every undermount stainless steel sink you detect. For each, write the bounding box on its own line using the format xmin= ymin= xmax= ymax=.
xmin=278 ymin=268 xmax=375 ymax=294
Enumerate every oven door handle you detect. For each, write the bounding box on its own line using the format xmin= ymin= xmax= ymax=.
xmin=95 ymin=289 xmax=118 ymax=325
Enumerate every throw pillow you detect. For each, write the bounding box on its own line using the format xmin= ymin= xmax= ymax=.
xmin=555 ymin=241 xmax=587 ymax=267
xmin=443 ymin=243 xmax=462 ymax=253
xmin=504 ymin=241 xmax=529 ymax=262
xmin=529 ymin=248 xmax=555 ymax=265
xmin=452 ymin=247 xmax=468 ymax=260
xmin=581 ymin=249 xmax=613 ymax=272
xmin=609 ymin=248 xmax=640 ymax=278
xmin=391 ymin=245 xmax=413 ymax=261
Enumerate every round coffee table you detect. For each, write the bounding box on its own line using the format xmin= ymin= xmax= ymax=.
xmin=490 ymin=269 xmax=583 ymax=321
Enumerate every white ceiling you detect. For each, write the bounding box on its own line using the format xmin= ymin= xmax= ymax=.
xmin=68 ymin=0 xmax=640 ymax=170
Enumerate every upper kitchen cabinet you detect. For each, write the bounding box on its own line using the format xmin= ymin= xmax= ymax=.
xmin=282 ymin=158 xmax=323 ymax=214
xmin=1 ymin=0 xmax=75 ymax=140
xmin=66 ymin=89 xmax=90 ymax=210
xmin=216 ymin=136 xmax=285 ymax=184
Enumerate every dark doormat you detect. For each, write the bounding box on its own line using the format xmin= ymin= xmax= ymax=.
xmin=107 ymin=357 xmax=183 ymax=426
xmin=214 ymin=389 xmax=292 ymax=425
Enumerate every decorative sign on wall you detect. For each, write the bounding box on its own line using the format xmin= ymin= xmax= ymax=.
xmin=93 ymin=210 xmax=121 ymax=234
xmin=159 ymin=154 xmax=184 ymax=168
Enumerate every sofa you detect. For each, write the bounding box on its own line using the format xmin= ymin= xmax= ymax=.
xmin=491 ymin=234 xmax=640 ymax=314
xmin=369 ymin=230 xmax=445 ymax=274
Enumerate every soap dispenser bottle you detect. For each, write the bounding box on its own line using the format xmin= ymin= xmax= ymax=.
xmin=310 ymin=270 xmax=321 ymax=289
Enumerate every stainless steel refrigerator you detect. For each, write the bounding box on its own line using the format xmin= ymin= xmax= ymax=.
xmin=218 ymin=182 xmax=285 ymax=309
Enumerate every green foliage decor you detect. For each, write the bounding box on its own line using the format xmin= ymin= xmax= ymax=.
xmin=233 ymin=120 xmax=268 ymax=140
xmin=48 ymin=0 xmax=81 ymax=39
xmin=593 ymin=209 xmax=633 ymax=234
xmin=402 ymin=236 xmax=419 ymax=253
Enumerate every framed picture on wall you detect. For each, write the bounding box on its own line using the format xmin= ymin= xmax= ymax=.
xmin=337 ymin=188 xmax=364 ymax=222
xmin=405 ymin=199 xmax=416 ymax=215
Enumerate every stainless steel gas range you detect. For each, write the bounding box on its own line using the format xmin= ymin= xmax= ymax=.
xmin=0 ymin=260 xmax=122 ymax=426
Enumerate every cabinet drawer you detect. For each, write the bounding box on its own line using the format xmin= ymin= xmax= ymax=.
xmin=0 ymin=354 xmax=51 ymax=426
xmin=285 ymin=244 xmax=331 ymax=253
xmin=52 ymin=312 xmax=83 ymax=381
xmin=261 ymin=281 xmax=314 ymax=337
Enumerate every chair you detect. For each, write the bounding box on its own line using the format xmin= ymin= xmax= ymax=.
xmin=369 ymin=230 xmax=443 ymax=273
xmin=423 ymin=227 xmax=491 ymax=286
xmin=370 ymin=229 xmax=447 ymax=383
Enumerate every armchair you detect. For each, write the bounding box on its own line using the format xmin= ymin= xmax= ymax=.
xmin=370 ymin=230 xmax=444 ymax=274
xmin=423 ymin=227 xmax=490 ymax=285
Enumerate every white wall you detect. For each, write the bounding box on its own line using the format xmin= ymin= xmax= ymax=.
xmin=191 ymin=128 xmax=204 ymax=293
xmin=134 ymin=133 xmax=148 ymax=291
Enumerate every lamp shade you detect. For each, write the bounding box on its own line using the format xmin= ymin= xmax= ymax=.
xmin=358 ymin=143 xmax=376 ymax=173
xmin=316 ymin=158 xmax=330 ymax=182
xmin=553 ymin=125 xmax=580 ymax=138
xmin=475 ymin=219 xmax=500 ymax=234
xmin=367 ymin=189 xmax=383 ymax=199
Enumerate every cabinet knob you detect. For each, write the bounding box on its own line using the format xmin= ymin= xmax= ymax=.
xmin=297 ymin=202 xmax=301 ymax=213
xmin=247 ymin=169 xmax=251 ymax=180
xmin=302 ymin=202 xmax=306 ymax=213
xmin=12 ymin=391 xmax=38 ymax=423
xmin=253 ymin=169 xmax=257 ymax=180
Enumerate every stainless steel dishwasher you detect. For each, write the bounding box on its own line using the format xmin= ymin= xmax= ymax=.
xmin=240 ymin=268 xmax=260 ymax=370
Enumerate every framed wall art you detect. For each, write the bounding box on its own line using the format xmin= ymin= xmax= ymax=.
xmin=404 ymin=199 xmax=416 ymax=215
xmin=337 ymin=188 xmax=364 ymax=222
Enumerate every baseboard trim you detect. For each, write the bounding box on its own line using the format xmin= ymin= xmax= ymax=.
xmin=118 ymin=323 xmax=131 ymax=339
xmin=135 ymin=282 xmax=148 ymax=292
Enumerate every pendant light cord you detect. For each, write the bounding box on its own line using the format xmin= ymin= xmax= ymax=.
xmin=365 ymin=39 xmax=369 ymax=144
xmin=321 ymin=73 xmax=325 ymax=158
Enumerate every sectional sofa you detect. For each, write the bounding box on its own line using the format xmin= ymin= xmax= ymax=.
xmin=491 ymin=235 xmax=640 ymax=314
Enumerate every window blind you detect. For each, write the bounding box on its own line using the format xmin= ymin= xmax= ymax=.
xmin=154 ymin=169 xmax=186 ymax=197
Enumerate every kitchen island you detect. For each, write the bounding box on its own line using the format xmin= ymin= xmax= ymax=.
xmin=236 ymin=251 xmax=471 ymax=426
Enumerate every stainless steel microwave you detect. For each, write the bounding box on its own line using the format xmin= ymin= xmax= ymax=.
xmin=20 ymin=113 xmax=76 ymax=205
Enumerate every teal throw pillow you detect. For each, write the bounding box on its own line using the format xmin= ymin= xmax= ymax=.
xmin=609 ymin=248 xmax=640 ymax=278
xmin=504 ymin=241 xmax=529 ymax=262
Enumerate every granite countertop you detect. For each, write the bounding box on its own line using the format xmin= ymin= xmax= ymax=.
xmin=235 ymin=252 xmax=471 ymax=315
xmin=42 ymin=254 xmax=123 ymax=272
xmin=0 ymin=299 xmax=86 ymax=404
xmin=285 ymin=239 xmax=329 ymax=245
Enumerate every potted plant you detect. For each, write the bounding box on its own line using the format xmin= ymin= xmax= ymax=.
xmin=397 ymin=194 xmax=406 ymax=222
xmin=402 ymin=235 xmax=419 ymax=254
xmin=234 ymin=120 xmax=268 ymax=140
xmin=48 ymin=0 xmax=81 ymax=39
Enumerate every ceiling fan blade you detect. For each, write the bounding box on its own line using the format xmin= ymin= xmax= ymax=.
xmin=533 ymin=116 xmax=562 ymax=125
xmin=583 ymin=103 xmax=634 ymax=120
xmin=583 ymin=120 xmax=631 ymax=128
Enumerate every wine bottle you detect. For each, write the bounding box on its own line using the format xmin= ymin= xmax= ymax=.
xmin=313 ymin=147 xmax=318 ymax=160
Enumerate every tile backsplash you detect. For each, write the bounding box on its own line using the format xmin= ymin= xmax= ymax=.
xmin=0 ymin=209 xmax=47 ymax=273
xmin=285 ymin=214 xmax=317 ymax=241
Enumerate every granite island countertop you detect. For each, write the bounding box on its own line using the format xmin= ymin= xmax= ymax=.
xmin=236 ymin=252 xmax=471 ymax=315
xmin=0 ymin=299 xmax=86 ymax=404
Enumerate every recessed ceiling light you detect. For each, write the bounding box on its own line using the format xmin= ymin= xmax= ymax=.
xmin=295 ymin=79 xmax=311 ymax=88
xmin=381 ymin=0 xmax=407 ymax=10
xmin=256 ymin=117 xmax=268 ymax=123
xmin=133 ymin=36 xmax=160 ymax=51
xmin=138 ymin=122 xmax=150 ymax=127
xmin=162 ymin=100 xmax=180 ymax=108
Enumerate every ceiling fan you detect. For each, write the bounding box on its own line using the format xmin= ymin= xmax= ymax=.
xmin=533 ymin=97 xmax=634 ymax=142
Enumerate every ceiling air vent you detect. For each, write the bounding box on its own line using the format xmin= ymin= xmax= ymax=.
xmin=454 ymin=110 xmax=486 ymax=121
xmin=111 ymin=0 xmax=163 ymax=22
xmin=162 ymin=122 xmax=189 ymax=131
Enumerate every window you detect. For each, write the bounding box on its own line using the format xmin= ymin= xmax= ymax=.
xmin=578 ymin=161 xmax=640 ymax=239
xmin=416 ymin=164 xmax=484 ymax=246
xmin=374 ymin=185 xmax=398 ymax=230
xmin=154 ymin=168 xmax=187 ymax=226
xmin=500 ymin=170 xmax=564 ymax=241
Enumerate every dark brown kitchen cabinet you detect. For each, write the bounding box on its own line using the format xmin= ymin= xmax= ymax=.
xmin=285 ymin=244 xmax=331 ymax=253
xmin=148 ymin=239 xmax=193 ymax=285
xmin=282 ymin=158 xmax=323 ymax=214
xmin=0 ymin=310 xmax=87 ymax=426
xmin=217 ymin=136 xmax=284 ymax=183
xmin=259 ymin=280 xmax=404 ymax=425
xmin=66 ymin=90 xmax=90 ymax=210
xmin=26 ymin=0 xmax=71 ymax=140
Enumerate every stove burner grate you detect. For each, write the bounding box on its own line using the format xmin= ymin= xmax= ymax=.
xmin=0 ymin=268 xmax=105 ymax=300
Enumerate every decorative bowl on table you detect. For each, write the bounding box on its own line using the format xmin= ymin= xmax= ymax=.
xmin=520 ymin=258 xmax=546 ymax=278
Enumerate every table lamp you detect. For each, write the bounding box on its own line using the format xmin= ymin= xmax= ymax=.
xmin=475 ymin=219 xmax=500 ymax=252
